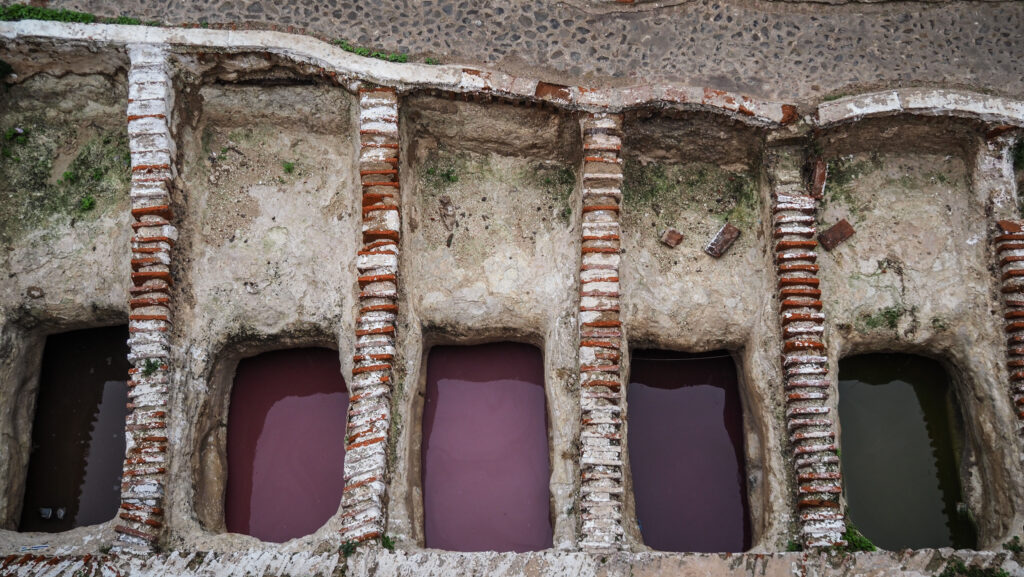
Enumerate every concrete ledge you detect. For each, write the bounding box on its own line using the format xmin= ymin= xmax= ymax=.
xmin=817 ymin=89 xmax=1024 ymax=127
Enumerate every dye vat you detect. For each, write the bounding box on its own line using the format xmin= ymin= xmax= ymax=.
xmin=838 ymin=354 xmax=977 ymax=550
xmin=627 ymin=350 xmax=750 ymax=552
xmin=225 ymin=348 xmax=349 ymax=543
xmin=19 ymin=326 xmax=130 ymax=532
xmin=421 ymin=343 xmax=552 ymax=552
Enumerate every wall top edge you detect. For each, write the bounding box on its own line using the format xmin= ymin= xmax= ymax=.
xmin=2 ymin=21 xmax=1023 ymax=135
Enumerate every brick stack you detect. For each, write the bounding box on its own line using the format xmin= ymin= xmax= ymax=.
xmin=577 ymin=113 xmax=626 ymax=552
xmin=768 ymin=148 xmax=846 ymax=548
xmin=995 ymin=219 xmax=1024 ymax=426
xmin=340 ymin=85 xmax=401 ymax=544
xmin=116 ymin=44 xmax=177 ymax=551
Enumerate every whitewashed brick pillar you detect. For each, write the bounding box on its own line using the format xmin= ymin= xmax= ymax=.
xmin=340 ymin=85 xmax=400 ymax=544
xmin=766 ymin=146 xmax=845 ymax=548
xmin=115 ymin=44 xmax=177 ymax=551
xmin=576 ymin=113 xmax=626 ymax=552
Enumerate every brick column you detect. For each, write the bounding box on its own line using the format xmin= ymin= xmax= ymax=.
xmin=576 ymin=113 xmax=626 ymax=552
xmin=116 ymin=44 xmax=177 ymax=551
xmin=982 ymin=133 xmax=1024 ymax=429
xmin=767 ymin=147 xmax=845 ymax=548
xmin=340 ymin=85 xmax=400 ymax=544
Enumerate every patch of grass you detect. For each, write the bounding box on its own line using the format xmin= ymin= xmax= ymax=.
xmin=421 ymin=154 xmax=462 ymax=195
xmin=622 ymin=159 xmax=758 ymax=230
xmin=79 ymin=194 xmax=95 ymax=211
xmin=786 ymin=539 xmax=803 ymax=552
xmin=0 ymin=124 xmax=130 ymax=245
xmin=282 ymin=160 xmax=295 ymax=174
xmin=937 ymin=558 xmax=1009 ymax=577
xmin=839 ymin=523 xmax=876 ymax=552
xmin=142 ymin=358 xmax=160 ymax=377
xmin=103 ymin=16 xmax=142 ymax=25
xmin=381 ymin=534 xmax=395 ymax=551
xmin=0 ymin=4 xmax=96 ymax=22
xmin=532 ymin=164 xmax=575 ymax=225
xmin=424 ymin=57 xmax=440 ymax=65
xmin=931 ymin=316 xmax=950 ymax=332
xmin=332 ymin=39 xmax=408 ymax=63
xmin=861 ymin=305 xmax=906 ymax=330
xmin=340 ymin=540 xmax=358 ymax=558
xmin=822 ymin=92 xmax=849 ymax=102
xmin=1003 ymin=536 xmax=1023 ymax=554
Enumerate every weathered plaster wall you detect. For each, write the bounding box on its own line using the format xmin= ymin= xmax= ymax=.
xmin=815 ymin=119 xmax=1024 ymax=546
xmin=169 ymin=80 xmax=361 ymax=552
xmin=0 ymin=68 xmax=130 ymax=542
xmin=389 ymin=96 xmax=582 ymax=550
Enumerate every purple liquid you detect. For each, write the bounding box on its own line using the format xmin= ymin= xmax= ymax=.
xmin=225 ymin=348 xmax=349 ymax=543
xmin=421 ymin=343 xmax=553 ymax=552
xmin=19 ymin=326 xmax=130 ymax=533
xmin=627 ymin=350 xmax=750 ymax=552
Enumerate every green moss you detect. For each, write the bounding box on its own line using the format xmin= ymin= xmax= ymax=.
xmin=282 ymin=160 xmax=295 ymax=174
xmin=0 ymin=123 xmax=130 ymax=245
xmin=861 ymin=305 xmax=906 ymax=330
xmin=1003 ymin=536 xmax=1023 ymax=554
xmin=937 ymin=558 xmax=1009 ymax=577
xmin=332 ymin=39 xmax=408 ymax=63
xmin=381 ymin=534 xmax=395 ymax=551
xmin=420 ymin=151 xmax=467 ymax=196
xmin=340 ymin=540 xmax=358 ymax=558
xmin=822 ymin=156 xmax=874 ymax=221
xmin=529 ymin=164 xmax=575 ymax=225
xmin=840 ymin=523 xmax=877 ymax=552
xmin=785 ymin=540 xmax=803 ymax=552
xmin=622 ymin=159 xmax=757 ymax=230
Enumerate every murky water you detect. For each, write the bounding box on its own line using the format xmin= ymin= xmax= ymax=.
xmin=19 ymin=326 xmax=130 ymax=532
xmin=627 ymin=350 xmax=750 ymax=552
xmin=421 ymin=343 xmax=553 ymax=552
xmin=225 ymin=348 xmax=349 ymax=543
xmin=838 ymin=354 xmax=977 ymax=550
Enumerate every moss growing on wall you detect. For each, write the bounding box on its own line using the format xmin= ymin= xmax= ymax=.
xmin=0 ymin=122 xmax=130 ymax=246
xmin=621 ymin=159 xmax=757 ymax=230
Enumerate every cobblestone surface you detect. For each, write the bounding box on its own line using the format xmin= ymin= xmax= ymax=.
xmin=13 ymin=0 xmax=1024 ymax=103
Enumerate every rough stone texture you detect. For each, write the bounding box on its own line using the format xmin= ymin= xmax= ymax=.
xmin=388 ymin=96 xmax=581 ymax=551
xmin=0 ymin=64 xmax=130 ymax=544
xmin=14 ymin=0 xmax=1024 ymax=104
xmin=2 ymin=19 xmax=1024 ymax=577
xmin=815 ymin=120 xmax=1024 ymax=546
xmin=170 ymin=78 xmax=360 ymax=553
xmin=617 ymin=111 xmax=787 ymax=551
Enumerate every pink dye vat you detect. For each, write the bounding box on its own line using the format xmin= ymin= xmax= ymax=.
xmin=421 ymin=343 xmax=553 ymax=552
xmin=627 ymin=350 xmax=750 ymax=552
xmin=225 ymin=348 xmax=349 ymax=543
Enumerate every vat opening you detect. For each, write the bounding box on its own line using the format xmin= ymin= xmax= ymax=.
xmin=19 ymin=325 xmax=130 ymax=533
xmin=421 ymin=342 xmax=553 ymax=552
xmin=838 ymin=354 xmax=977 ymax=550
xmin=627 ymin=349 xmax=751 ymax=552
xmin=224 ymin=347 xmax=348 ymax=543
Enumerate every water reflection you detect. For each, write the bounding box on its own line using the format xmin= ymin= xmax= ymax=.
xmin=421 ymin=343 xmax=552 ymax=552
xmin=225 ymin=348 xmax=348 ymax=543
xmin=627 ymin=350 xmax=750 ymax=552
xmin=19 ymin=326 xmax=129 ymax=532
xmin=838 ymin=354 xmax=977 ymax=550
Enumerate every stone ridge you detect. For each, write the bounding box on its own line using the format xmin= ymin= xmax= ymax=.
xmin=340 ymin=85 xmax=401 ymax=544
xmin=116 ymin=43 xmax=177 ymax=552
xmin=768 ymin=148 xmax=845 ymax=548
xmin=576 ymin=113 xmax=626 ymax=552
xmin=21 ymin=0 xmax=1024 ymax=102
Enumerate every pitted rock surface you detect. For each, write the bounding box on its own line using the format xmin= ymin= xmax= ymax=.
xmin=17 ymin=0 xmax=1024 ymax=102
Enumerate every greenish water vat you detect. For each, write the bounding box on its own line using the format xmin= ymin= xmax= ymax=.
xmin=838 ymin=354 xmax=977 ymax=550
